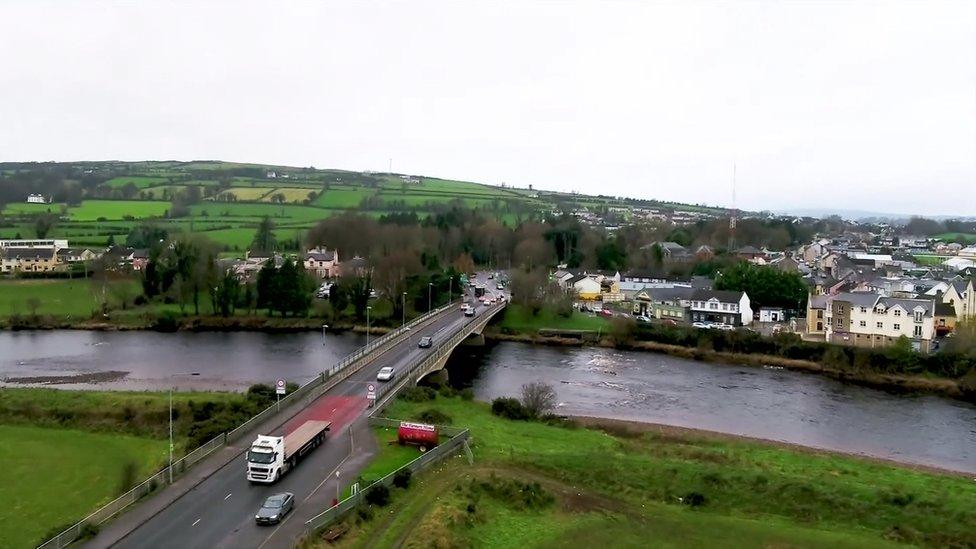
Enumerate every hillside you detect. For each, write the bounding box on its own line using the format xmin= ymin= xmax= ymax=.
xmin=0 ymin=161 xmax=732 ymax=251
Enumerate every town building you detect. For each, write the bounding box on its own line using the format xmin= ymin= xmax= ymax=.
xmin=303 ymin=248 xmax=340 ymax=279
xmin=828 ymin=292 xmax=936 ymax=352
xmin=689 ymin=289 xmax=753 ymax=326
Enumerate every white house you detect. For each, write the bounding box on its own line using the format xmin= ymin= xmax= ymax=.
xmin=27 ymin=194 xmax=47 ymax=204
xmin=570 ymin=275 xmax=602 ymax=300
xmin=688 ymin=289 xmax=753 ymax=326
xmin=303 ymin=248 xmax=340 ymax=279
xmin=759 ymin=307 xmax=786 ymax=322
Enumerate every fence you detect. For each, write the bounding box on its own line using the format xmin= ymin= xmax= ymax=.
xmin=37 ymin=303 xmax=455 ymax=549
xmin=303 ymin=427 xmax=471 ymax=534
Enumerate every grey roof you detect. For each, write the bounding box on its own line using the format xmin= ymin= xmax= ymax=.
xmin=691 ymin=289 xmax=745 ymax=303
xmin=690 ymin=276 xmax=713 ymax=290
xmin=736 ymin=245 xmax=762 ymax=254
xmin=3 ymin=247 xmax=55 ymax=260
xmin=306 ymin=250 xmax=336 ymax=262
xmin=948 ymin=279 xmax=971 ymax=294
xmin=567 ymin=274 xmax=588 ymax=285
xmin=879 ymin=297 xmax=934 ymax=316
xmin=644 ymin=287 xmax=696 ymax=302
xmin=807 ymin=294 xmax=830 ymax=309
xmin=934 ymin=301 xmax=955 ymax=316
xmin=831 ymin=292 xmax=881 ymax=308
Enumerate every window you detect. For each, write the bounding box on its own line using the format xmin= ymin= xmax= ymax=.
xmin=914 ymin=325 xmax=923 ymax=338
xmin=876 ymin=322 xmax=883 ymax=329
xmin=860 ymin=307 xmax=867 ymax=313
xmin=859 ymin=321 xmax=866 ymax=327
xmin=893 ymin=324 xmax=900 ymax=330
xmin=894 ymin=309 xmax=901 ymax=316
xmin=722 ymin=303 xmax=728 ymax=310
xmin=914 ymin=312 xmax=923 ymax=322
xmin=817 ymin=310 xmax=823 ymax=319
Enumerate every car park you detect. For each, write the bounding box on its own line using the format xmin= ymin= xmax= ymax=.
xmin=255 ymin=492 xmax=294 ymax=525
xmin=377 ymin=367 xmax=395 ymax=381
xmin=418 ymin=336 xmax=433 ymax=348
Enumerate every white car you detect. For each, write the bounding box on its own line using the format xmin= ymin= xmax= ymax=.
xmin=636 ymin=315 xmax=651 ymax=323
xmin=692 ymin=321 xmax=711 ymax=329
xmin=376 ymin=367 xmax=395 ymax=381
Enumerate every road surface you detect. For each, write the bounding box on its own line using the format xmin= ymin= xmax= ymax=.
xmin=110 ymin=281 xmax=505 ymax=549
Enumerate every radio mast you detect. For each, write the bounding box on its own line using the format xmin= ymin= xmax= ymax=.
xmin=729 ymin=162 xmax=737 ymax=252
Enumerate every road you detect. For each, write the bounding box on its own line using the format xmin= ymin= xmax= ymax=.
xmin=111 ymin=279 xmax=506 ymax=549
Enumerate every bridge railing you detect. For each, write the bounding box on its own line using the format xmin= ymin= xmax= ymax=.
xmin=36 ymin=303 xmax=455 ymax=549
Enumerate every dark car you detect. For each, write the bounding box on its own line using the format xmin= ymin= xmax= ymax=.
xmin=418 ymin=336 xmax=433 ymax=348
xmin=255 ymin=492 xmax=294 ymax=525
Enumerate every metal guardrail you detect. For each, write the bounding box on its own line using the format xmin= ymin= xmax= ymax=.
xmin=36 ymin=304 xmax=455 ymax=549
xmin=303 ymin=427 xmax=471 ymax=534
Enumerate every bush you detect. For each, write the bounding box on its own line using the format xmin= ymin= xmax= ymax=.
xmin=459 ymin=388 xmax=475 ymax=401
xmin=364 ymin=484 xmax=391 ymax=506
xmin=471 ymin=475 xmax=554 ymax=510
xmin=416 ymin=408 xmax=452 ymax=425
xmin=491 ymin=397 xmax=531 ymax=420
xmin=401 ymin=386 xmax=437 ymax=402
xmin=520 ymin=382 xmax=557 ymax=418
xmin=392 ymin=468 xmax=412 ymax=489
xmin=683 ymin=491 xmax=706 ymax=507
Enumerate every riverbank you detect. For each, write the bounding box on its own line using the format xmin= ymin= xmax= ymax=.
xmin=568 ymin=415 xmax=974 ymax=478
xmin=0 ymin=313 xmax=399 ymax=334
xmin=484 ymin=328 xmax=973 ymax=401
xmin=355 ymin=394 xmax=976 ymax=548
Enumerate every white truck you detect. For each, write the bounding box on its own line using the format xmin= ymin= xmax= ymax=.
xmin=246 ymin=420 xmax=331 ymax=483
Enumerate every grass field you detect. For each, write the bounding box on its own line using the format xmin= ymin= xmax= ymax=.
xmin=1 ymin=202 xmax=66 ymax=215
xmin=260 ymin=188 xmax=318 ymax=203
xmin=934 ymin=232 xmax=976 ymax=244
xmin=912 ymin=254 xmax=948 ymax=266
xmin=0 ymin=425 xmax=166 ymax=549
xmin=68 ymin=200 xmax=171 ymax=221
xmin=314 ymin=188 xmax=371 ymax=208
xmin=190 ymin=202 xmax=331 ymax=221
xmin=223 ymin=187 xmax=276 ymax=201
xmin=104 ymin=176 xmax=170 ymax=188
xmin=324 ymin=395 xmax=976 ymax=548
xmin=498 ymin=304 xmax=608 ymax=333
xmin=0 ymin=278 xmax=141 ymax=319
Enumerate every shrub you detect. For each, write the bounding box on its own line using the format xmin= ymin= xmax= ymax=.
xmin=392 ymin=468 xmax=412 ymax=489
xmin=471 ymin=475 xmax=554 ymax=510
xmin=520 ymin=382 xmax=557 ymax=418
xmin=437 ymin=385 xmax=457 ymax=398
xmin=401 ymin=386 xmax=437 ymax=402
xmin=417 ymin=408 xmax=452 ymax=425
xmin=365 ymin=484 xmax=391 ymax=506
xmin=683 ymin=492 xmax=706 ymax=507
xmin=491 ymin=397 xmax=531 ymax=420
xmin=459 ymin=388 xmax=474 ymax=401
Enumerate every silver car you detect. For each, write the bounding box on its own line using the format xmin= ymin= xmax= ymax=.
xmin=255 ymin=492 xmax=294 ymax=525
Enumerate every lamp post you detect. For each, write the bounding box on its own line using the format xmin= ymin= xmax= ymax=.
xmin=366 ymin=305 xmax=372 ymax=347
xmin=448 ymin=277 xmax=453 ymax=305
xmin=322 ymin=323 xmax=328 ymax=345
xmin=428 ymin=283 xmax=433 ymax=312
xmin=401 ymin=292 xmax=406 ymax=328
xmin=169 ymin=372 xmax=200 ymax=484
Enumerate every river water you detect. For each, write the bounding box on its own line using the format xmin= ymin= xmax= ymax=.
xmin=1 ymin=331 xmax=973 ymax=473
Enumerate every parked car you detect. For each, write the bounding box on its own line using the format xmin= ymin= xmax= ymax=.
xmin=496 ymin=283 xmax=504 ymax=290
xmin=715 ymin=323 xmax=735 ymax=331
xmin=255 ymin=492 xmax=294 ymax=525
xmin=660 ymin=318 xmax=678 ymax=326
xmin=599 ymin=309 xmax=613 ymax=318
xmin=377 ymin=367 xmax=395 ymax=381
xmin=418 ymin=336 xmax=433 ymax=348
xmin=636 ymin=315 xmax=651 ymax=323
xmin=692 ymin=321 xmax=711 ymax=329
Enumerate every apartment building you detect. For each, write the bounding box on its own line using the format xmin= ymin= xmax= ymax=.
xmin=829 ymin=292 xmax=936 ymax=352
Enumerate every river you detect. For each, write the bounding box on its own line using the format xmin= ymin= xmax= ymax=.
xmin=1 ymin=331 xmax=973 ymax=473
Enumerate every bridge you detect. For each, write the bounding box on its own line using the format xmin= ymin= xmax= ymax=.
xmin=63 ymin=284 xmax=506 ymax=549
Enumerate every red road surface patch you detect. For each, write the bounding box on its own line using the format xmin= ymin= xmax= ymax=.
xmin=282 ymin=395 xmax=367 ymax=435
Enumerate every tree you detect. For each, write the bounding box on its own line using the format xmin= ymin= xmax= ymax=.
xmin=256 ymin=259 xmax=279 ymax=315
xmin=520 ymin=382 xmax=557 ymax=418
xmin=34 ymin=214 xmax=57 ymax=238
xmin=214 ymin=272 xmax=241 ymax=317
xmin=251 ymin=217 xmax=277 ymax=253
xmin=328 ymin=282 xmax=349 ymax=321
xmin=714 ymin=262 xmax=808 ymax=311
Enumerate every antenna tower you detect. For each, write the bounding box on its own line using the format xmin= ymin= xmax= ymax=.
xmin=729 ymin=162 xmax=737 ymax=251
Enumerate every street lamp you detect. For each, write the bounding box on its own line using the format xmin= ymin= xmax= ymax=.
xmin=401 ymin=292 xmax=407 ymax=328
xmin=448 ymin=277 xmax=453 ymax=305
xmin=322 ymin=323 xmax=328 ymax=345
xmin=428 ymin=283 xmax=433 ymax=312
xmin=169 ymin=372 xmax=200 ymax=484
xmin=366 ymin=305 xmax=372 ymax=346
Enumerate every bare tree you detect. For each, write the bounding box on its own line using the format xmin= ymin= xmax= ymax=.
xmin=520 ymin=382 xmax=557 ymax=418
xmin=25 ymin=297 xmax=41 ymax=319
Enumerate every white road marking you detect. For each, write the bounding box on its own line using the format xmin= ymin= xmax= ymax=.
xmin=192 ymin=518 xmax=201 ymax=526
xmin=224 ymin=493 xmax=232 ymax=500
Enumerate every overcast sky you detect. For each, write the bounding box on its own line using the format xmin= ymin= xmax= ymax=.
xmin=1 ymin=1 xmax=974 ymax=216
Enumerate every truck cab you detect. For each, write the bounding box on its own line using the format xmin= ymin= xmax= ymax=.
xmin=247 ymin=435 xmax=284 ymax=483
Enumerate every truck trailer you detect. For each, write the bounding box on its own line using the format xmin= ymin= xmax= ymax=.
xmin=246 ymin=420 xmax=331 ymax=483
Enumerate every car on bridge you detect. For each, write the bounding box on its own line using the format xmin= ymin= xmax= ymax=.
xmin=255 ymin=492 xmax=294 ymax=525
xmin=377 ymin=366 xmax=395 ymax=381
xmin=418 ymin=336 xmax=433 ymax=348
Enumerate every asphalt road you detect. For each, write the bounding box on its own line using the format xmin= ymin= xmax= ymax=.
xmin=113 ymin=281 xmax=505 ymax=549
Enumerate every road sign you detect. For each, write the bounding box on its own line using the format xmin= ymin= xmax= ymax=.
xmin=366 ymin=383 xmax=376 ymax=401
xmin=276 ymin=378 xmax=286 ymax=395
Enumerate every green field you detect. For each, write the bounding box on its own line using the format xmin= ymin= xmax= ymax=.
xmin=68 ymin=200 xmax=171 ymax=221
xmin=104 ymin=176 xmax=170 ymax=188
xmin=0 ymin=425 xmax=166 ymax=549
xmin=1 ymin=202 xmax=66 ymax=215
xmin=314 ymin=188 xmax=371 ymax=208
xmin=190 ymin=202 xmax=331 ymax=221
xmin=0 ymin=279 xmax=141 ymax=319
xmin=934 ymin=232 xmax=976 ymax=244
xmin=329 ymin=395 xmax=976 ymax=548
xmin=497 ymin=304 xmax=608 ymax=332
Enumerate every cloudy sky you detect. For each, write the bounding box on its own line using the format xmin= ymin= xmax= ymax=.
xmin=1 ymin=1 xmax=974 ymax=216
